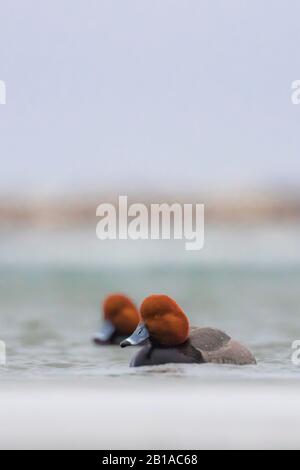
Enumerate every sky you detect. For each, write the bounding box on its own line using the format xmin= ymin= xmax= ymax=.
xmin=0 ymin=0 xmax=300 ymax=196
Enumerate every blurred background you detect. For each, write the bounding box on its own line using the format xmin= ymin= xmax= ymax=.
xmin=0 ymin=0 xmax=300 ymax=449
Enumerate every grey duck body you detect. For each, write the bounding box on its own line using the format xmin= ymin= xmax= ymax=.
xmin=130 ymin=327 xmax=256 ymax=367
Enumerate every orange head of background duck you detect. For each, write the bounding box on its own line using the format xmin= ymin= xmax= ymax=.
xmin=120 ymin=294 xmax=190 ymax=347
xmin=93 ymin=294 xmax=140 ymax=345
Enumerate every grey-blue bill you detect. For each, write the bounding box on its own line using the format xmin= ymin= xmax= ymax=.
xmin=93 ymin=320 xmax=116 ymax=343
xmin=120 ymin=322 xmax=150 ymax=348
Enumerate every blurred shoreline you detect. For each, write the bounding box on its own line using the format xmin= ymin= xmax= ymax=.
xmin=1 ymin=190 xmax=300 ymax=228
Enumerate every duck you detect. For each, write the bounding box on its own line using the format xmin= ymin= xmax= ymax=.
xmin=93 ymin=294 xmax=140 ymax=345
xmin=120 ymin=294 xmax=256 ymax=366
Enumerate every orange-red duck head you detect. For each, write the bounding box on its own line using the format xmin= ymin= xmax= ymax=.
xmin=120 ymin=294 xmax=190 ymax=348
xmin=94 ymin=294 xmax=140 ymax=344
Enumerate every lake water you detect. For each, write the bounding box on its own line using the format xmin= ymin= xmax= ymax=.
xmin=0 ymin=224 xmax=299 ymax=448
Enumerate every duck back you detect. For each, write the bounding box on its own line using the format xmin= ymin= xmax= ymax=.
xmin=190 ymin=327 xmax=256 ymax=365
